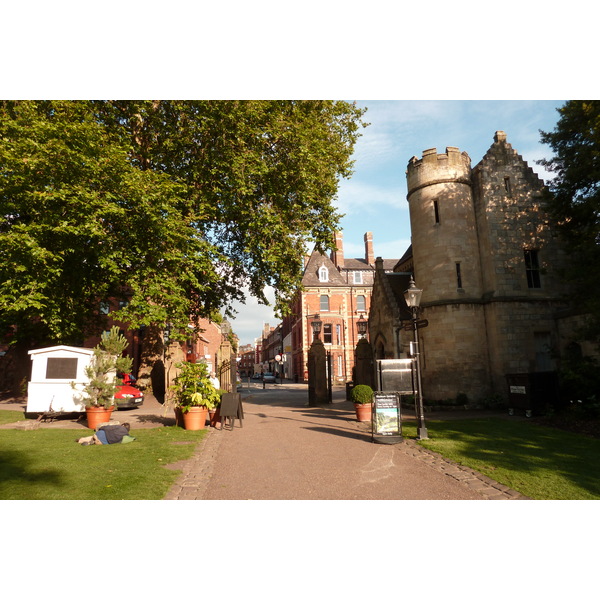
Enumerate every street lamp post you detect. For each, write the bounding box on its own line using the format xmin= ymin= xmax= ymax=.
xmin=404 ymin=277 xmax=428 ymax=440
xmin=354 ymin=313 xmax=374 ymax=389
xmin=308 ymin=314 xmax=327 ymax=406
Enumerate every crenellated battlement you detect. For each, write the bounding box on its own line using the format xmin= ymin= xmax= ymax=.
xmin=406 ymin=146 xmax=471 ymax=198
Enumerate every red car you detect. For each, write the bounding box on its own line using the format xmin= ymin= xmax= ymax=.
xmin=114 ymin=374 xmax=144 ymax=408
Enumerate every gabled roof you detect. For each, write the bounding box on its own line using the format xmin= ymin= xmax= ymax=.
xmin=473 ymin=131 xmax=544 ymax=189
xmin=384 ymin=272 xmax=413 ymax=321
xmin=342 ymin=257 xmax=374 ymax=270
xmin=340 ymin=257 xmax=400 ymax=271
xmin=372 ymin=258 xmax=413 ymax=323
xmin=28 ymin=345 xmax=95 ymax=357
xmin=302 ymin=250 xmax=347 ymax=286
xmin=393 ymin=244 xmax=413 ymax=272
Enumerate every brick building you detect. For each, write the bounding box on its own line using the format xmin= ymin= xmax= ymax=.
xmin=287 ymin=232 xmax=399 ymax=382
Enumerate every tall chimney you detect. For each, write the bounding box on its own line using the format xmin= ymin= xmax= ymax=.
xmin=331 ymin=231 xmax=344 ymax=268
xmin=364 ymin=231 xmax=374 ymax=266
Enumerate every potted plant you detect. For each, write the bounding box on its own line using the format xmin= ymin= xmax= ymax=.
xmin=351 ymin=384 xmax=374 ymax=422
xmin=78 ymin=326 xmax=133 ymax=430
xmin=170 ymin=362 xmax=220 ymax=430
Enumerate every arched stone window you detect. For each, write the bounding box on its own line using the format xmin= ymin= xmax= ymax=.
xmin=318 ymin=266 xmax=328 ymax=282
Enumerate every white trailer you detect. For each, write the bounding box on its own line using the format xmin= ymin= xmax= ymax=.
xmin=27 ymin=345 xmax=95 ymax=414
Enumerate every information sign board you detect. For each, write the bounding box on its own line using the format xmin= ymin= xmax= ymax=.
xmin=376 ymin=359 xmax=414 ymax=394
xmin=372 ymin=392 xmax=402 ymax=444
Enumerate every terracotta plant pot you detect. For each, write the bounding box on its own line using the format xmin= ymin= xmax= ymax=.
xmin=354 ymin=402 xmax=373 ymax=422
xmin=182 ymin=406 xmax=209 ymax=430
xmin=209 ymin=407 xmax=221 ymax=429
xmin=86 ymin=406 xmax=114 ymax=430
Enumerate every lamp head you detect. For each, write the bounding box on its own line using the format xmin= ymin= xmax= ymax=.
xmin=311 ymin=314 xmax=322 ymax=339
xmin=404 ymin=277 xmax=423 ymax=309
xmin=357 ymin=314 xmax=368 ymax=337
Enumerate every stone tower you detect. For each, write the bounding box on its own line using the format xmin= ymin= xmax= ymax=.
xmin=405 ymin=132 xmax=569 ymax=403
xmin=406 ymin=146 xmax=490 ymax=401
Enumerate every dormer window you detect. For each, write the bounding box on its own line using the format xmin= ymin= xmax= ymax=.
xmin=353 ymin=271 xmax=363 ymax=284
xmin=318 ymin=266 xmax=329 ymax=282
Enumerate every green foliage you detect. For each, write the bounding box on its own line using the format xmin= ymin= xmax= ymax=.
xmin=539 ymin=100 xmax=600 ymax=344
xmin=0 ymin=100 xmax=367 ymax=346
xmin=556 ymin=347 xmax=600 ymax=417
xmin=558 ymin=345 xmax=600 ymax=404
xmin=351 ymin=384 xmax=373 ymax=404
xmin=169 ymin=361 xmax=220 ymax=412
xmin=0 ymin=426 xmax=207 ymax=500
xmin=78 ymin=326 xmax=133 ymax=408
xmin=427 ymin=392 xmax=469 ymax=407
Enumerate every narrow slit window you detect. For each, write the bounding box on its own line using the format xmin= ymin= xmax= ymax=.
xmin=504 ymin=176 xmax=512 ymax=197
xmin=434 ymin=200 xmax=440 ymax=224
xmin=456 ymin=263 xmax=463 ymax=289
xmin=524 ymin=250 xmax=541 ymax=288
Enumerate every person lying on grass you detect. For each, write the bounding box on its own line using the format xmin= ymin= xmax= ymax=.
xmin=77 ymin=422 xmax=135 ymax=446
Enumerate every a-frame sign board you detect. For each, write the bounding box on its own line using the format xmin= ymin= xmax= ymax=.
xmin=372 ymin=392 xmax=402 ymax=444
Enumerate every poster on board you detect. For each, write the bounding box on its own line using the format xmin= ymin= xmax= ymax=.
xmin=372 ymin=392 xmax=402 ymax=444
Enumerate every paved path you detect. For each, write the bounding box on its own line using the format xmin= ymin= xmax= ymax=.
xmin=164 ymin=383 xmax=529 ymax=501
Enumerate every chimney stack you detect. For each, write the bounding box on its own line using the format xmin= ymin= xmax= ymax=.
xmin=364 ymin=231 xmax=374 ymax=266
xmin=331 ymin=231 xmax=344 ymax=269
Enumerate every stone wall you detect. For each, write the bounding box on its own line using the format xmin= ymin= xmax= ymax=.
xmin=405 ymin=133 xmax=571 ymax=403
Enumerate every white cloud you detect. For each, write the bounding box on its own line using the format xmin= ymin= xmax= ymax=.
xmin=227 ymin=286 xmax=277 ymax=346
xmin=336 ymin=179 xmax=408 ymax=217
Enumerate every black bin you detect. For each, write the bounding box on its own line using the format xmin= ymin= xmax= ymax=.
xmin=506 ymin=372 xmax=560 ymax=417
xmin=346 ymin=381 xmax=355 ymax=402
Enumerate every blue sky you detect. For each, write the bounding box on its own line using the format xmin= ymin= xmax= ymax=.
xmin=229 ymin=100 xmax=566 ymax=346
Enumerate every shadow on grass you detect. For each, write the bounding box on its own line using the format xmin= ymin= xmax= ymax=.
xmin=0 ymin=450 xmax=63 ymax=490
xmin=423 ymin=418 xmax=600 ymax=499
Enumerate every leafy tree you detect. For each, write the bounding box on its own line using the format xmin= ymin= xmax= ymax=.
xmin=539 ymin=100 xmax=600 ymax=342
xmin=0 ymin=100 xmax=367 ymax=349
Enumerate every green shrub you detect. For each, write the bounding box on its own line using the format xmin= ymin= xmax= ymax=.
xmin=351 ymin=384 xmax=373 ymax=404
xmin=169 ymin=361 xmax=220 ymax=412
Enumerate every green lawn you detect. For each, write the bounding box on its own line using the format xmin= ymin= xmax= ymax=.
xmin=402 ymin=417 xmax=600 ymax=500
xmin=0 ymin=425 xmax=207 ymax=500
xmin=0 ymin=410 xmax=25 ymax=425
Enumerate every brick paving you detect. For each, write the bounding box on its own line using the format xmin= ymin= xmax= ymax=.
xmin=163 ymin=383 xmax=530 ymax=501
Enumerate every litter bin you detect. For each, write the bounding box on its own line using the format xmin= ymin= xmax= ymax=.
xmin=506 ymin=372 xmax=560 ymax=417
xmin=346 ymin=381 xmax=355 ymax=402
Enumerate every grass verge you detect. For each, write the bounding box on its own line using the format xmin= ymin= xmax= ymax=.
xmin=0 ymin=426 xmax=207 ymax=500
xmin=402 ymin=418 xmax=600 ymax=500
xmin=0 ymin=410 xmax=25 ymax=425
